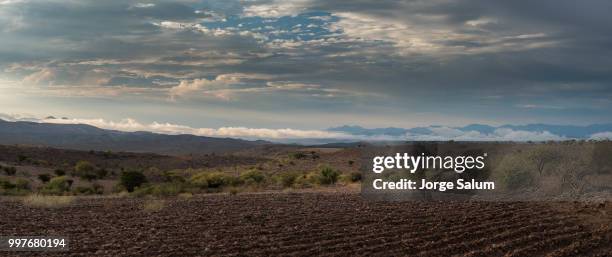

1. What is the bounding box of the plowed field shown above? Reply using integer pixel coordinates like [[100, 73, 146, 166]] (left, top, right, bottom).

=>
[[1, 193, 610, 256]]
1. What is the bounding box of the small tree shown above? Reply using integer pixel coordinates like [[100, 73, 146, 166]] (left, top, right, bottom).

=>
[[349, 171, 362, 182], [240, 170, 265, 185], [3, 166, 17, 176], [54, 169, 66, 176], [319, 167, 339, 185], [38, 174, 51, 183], [74, 161, 98, 180], [75, 160, 94, 174], [120, 171, 147, 192], [42, 176, 72, 195], [96, 169, 108, 179], [527, 145, 559, 176]]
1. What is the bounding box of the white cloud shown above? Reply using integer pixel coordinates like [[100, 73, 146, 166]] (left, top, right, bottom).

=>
[[590, 132, 612, 140], [168, 73, 274, 100], [0, 114, 582, 142], [132, 3, 155, 8], [327, 12, 558, 57], [0, 0, 24, 5], [22, 68, 56, 85], [243, 0, 311, 18], [405, 127, 566, 141], [40, 117, 362, 140], [516, 104, 565, 110]]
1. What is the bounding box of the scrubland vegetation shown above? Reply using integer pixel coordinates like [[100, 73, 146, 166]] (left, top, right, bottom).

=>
[[1, 141, 610, 199]]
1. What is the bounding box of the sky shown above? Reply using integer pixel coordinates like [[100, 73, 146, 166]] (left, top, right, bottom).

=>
[[1, 0, 612, 139]]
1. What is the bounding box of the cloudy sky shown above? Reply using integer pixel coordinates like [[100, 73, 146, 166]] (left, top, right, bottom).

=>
[[1, 0, 611, 135]]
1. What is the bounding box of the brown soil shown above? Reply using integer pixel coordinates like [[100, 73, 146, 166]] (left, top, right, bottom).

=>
[[1, 193, 610, 257]]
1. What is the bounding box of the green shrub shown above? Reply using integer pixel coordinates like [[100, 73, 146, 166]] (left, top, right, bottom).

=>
[[120, 171, 147, 192], [17, 155, 28, 163], [319, 167, 340, 185], [276, 172, 299, 188], [95, 168, 108, 179], [73, 186, 96, 195], [92, 183, 104, 194], [132, 182, 189, 197], [189, 172, 209, 189], [54, 169, 66, 176], [190, 172, 237, 190], [0, 178, 30, 196], [240, 170, 266, 185], [38, 174, 51, 183], [162, 171, 186, 183], [3, 166, 17, 176], [74, 160, 94, 173], [293, 173, 317, 188], [41, 176, 72, 195], [289, 152, 307, 159], [349, 172, 362, 182], [15, 178, 30, 190], [72, 183, 104, 195], [0, 178, 16, 190], [74, 161, 97, 180]]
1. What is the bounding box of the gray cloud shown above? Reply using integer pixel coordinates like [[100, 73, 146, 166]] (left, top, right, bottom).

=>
[[0, 0, 611, 128]]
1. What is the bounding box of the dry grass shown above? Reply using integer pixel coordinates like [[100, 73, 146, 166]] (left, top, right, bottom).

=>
[[178, 192, 193, 199], [21, 195, 75, 208], [142, 199, 166, 212]]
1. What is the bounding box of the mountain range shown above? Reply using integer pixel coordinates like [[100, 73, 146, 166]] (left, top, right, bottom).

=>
[[0, 119, 267, 155], [1, 119, 611, 156], [328, 124, 612, 139]]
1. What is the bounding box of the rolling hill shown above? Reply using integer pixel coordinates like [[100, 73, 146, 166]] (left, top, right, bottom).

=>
[[0, 119, 267, 155]]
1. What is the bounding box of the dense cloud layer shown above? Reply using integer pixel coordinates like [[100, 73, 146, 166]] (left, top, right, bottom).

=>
[[1, 0, 611, 128], [3, 114, 611, 143]]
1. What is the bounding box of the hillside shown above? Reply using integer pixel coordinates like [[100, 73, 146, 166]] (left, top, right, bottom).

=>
[[0, 119, 268, 155]]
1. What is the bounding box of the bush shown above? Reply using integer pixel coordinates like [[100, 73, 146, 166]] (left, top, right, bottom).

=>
[[207, 172, 235, 188], [41, 176, 72, 195], [189, 172, 237, 190], [73, 186, 96, 195], [349, 171, 362, 182], [189, 173, 209, 189], [319, 167, 340, 185], [54, 169, 66, 176], [17, 155, 28, 163], [38, 174, 51, 183], [162, 171, 186, 183], [74, 161, 98, 180], [293, 173, 316, 188], [73, 183, 104, 195], [15, 178, 30, 190], [276, 172, 299, 188], [133, 182, 189, 197], [95, 168, 108, 179], [0, 178, 30, 196], [119, 171, 147, 192], [0, 178, 16, 190], [3, 166, 17, 176], [240, 170, 266, 185], [289, 152, 307, 159]]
